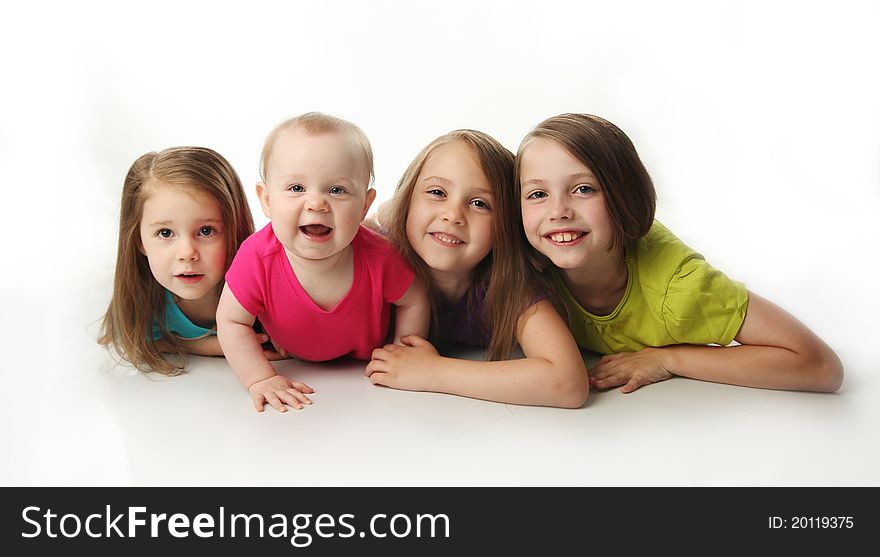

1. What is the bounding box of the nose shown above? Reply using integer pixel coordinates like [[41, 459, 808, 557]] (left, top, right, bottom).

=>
[[305, 191, 330, 212], [176, 236, 198, 261], [548, 196, 574, 221], [441, 203, 465, 225]]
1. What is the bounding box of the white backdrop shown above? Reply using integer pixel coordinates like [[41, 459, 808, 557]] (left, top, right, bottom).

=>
[[1, 0, 878, 485]]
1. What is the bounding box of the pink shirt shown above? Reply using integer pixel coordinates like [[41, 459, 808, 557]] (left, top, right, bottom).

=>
[[226, 224, 414, 361]]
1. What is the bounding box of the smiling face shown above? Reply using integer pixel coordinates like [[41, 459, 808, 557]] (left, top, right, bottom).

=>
[[519, 137, 618, 271], [258, 127, 375, 264], [138, 181, 228, 303], [404, 140, 495, 277]]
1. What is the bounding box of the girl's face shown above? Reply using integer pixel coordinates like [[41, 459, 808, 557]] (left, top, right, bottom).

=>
[[405, 141, 494, 276], [519, 137, 616, 270], [139, 182, 228, 302]]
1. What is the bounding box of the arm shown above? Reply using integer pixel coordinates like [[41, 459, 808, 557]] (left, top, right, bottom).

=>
[[366, 300, 589, 408], [216, 284, 314, 412], [156, 334, 289, 360], [391, 278, 430, 344], [590, 291, 843, 393]]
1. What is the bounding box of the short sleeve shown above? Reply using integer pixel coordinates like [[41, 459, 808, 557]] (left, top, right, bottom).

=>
[[662, 255, 748, 346], [224, 246, 266, 317]]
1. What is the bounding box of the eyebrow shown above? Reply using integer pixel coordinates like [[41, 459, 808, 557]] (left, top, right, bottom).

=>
[[420, 176, 494, 196], [147, 219, 223, 227], [522, 172, 597, 187], [277, 174, 358, 186]]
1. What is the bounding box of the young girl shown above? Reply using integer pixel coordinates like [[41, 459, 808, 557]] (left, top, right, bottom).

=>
[[217, 113, 430, 413], [99, 146, 280, 375], [365, 130, 589, 408], [516, 113, 843, 393]]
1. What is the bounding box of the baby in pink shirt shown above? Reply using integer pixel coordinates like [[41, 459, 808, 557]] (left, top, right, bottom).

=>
[[217, 113, 429, 413]]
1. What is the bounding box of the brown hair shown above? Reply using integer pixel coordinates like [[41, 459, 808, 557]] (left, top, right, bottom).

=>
[[98, 146, 254, 375], [259, 111, 374, 187], [386, 130, 536, 360]]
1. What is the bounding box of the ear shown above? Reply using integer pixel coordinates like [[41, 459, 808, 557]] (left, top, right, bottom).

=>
[[362, 187, 377, 219], [256, 182, 271, 219]]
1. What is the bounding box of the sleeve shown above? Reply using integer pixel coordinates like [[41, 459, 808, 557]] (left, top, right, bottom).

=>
[[661, 255, 749, 346], [224, 246, 266, 318], [381, 244, 415, 303]]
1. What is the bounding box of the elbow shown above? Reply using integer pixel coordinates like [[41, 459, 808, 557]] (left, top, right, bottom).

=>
[[812, 349, 844, 393], [551, 367, 589, 409]]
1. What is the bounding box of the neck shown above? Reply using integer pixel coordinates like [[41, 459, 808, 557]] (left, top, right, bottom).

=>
[[175, 286, 222, 328], [560, 247, 628, 316], [430, 268, 474, 305]]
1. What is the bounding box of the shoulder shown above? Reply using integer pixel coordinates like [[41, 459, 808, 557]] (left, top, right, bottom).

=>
[[631, 221, 706, 291], [355, 224, 394, 254], [236, 223, 282, 261]]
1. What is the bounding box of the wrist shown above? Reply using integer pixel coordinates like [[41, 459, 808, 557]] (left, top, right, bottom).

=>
[[244, 371, 277, 391]]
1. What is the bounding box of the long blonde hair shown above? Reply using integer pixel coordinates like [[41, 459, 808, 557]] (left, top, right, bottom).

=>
[[99, 147, 254, 375], [386, 130, 535, 360]]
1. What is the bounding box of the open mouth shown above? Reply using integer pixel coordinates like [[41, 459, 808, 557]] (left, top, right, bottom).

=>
[[175, 273, 204, 284], [300, 224, 333, 238], [546, 231, 587, 244], [430, 232, 464, 246]]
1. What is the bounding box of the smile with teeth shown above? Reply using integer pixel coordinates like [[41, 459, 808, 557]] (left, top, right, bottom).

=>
[[430, 232, 464, 245], [547, 231, 585, 243]]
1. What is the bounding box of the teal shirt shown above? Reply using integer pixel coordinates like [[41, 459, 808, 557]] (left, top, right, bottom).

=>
[[555, 221, 749, 355], [151, 290, 216, 341]]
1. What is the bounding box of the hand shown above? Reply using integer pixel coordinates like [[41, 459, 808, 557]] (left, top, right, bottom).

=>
[[365, 335, 440, 391], [258, 334, 290, 361], [589, 348, 674, 393], [247, 374, 314, 413]]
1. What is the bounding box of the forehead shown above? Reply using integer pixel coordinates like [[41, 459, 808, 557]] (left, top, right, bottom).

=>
[[142, 181, 222, 218], [268, 127, 368, 182], [419, 141, 491, 192], [520, 137, 594, 177]]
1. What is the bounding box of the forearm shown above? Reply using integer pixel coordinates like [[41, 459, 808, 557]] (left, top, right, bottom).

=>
[[663, 344, 842, 392], [393, 302, 430, 342], [217, 321, 278, 389], [175, 336, 224, 356], [423, 356, 587, 408]]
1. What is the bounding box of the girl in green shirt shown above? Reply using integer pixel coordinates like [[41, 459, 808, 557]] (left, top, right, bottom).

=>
[[516, 114, 842, 393]]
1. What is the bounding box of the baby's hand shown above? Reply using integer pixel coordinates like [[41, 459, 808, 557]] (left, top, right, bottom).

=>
[[247, 374, 314, 413], [589, 348, 674, 393]]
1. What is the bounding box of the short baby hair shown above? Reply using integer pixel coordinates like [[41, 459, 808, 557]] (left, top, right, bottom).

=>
[[259, 111, 374, 187]]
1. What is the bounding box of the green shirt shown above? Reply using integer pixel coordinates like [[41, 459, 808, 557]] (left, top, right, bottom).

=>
[[554, 221, 748, 354]]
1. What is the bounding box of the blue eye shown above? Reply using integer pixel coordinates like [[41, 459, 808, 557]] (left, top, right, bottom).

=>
[[526, 191, 548, 200], [329, 186, 346, 195], [157, 228, 173, 239], [427, 188, 445, 198], [470, 199, 490, 210], [574, 184, 595, 195], [198, 226, 217, 237], [288, 184, 305, 192]]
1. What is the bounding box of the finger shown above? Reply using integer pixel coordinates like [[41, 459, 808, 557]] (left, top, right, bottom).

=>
[[286, 388, 312, 405], [369, 372, 389, 386], [290, 380, 314, 393], [365, 360, 386, 377], [264, 391, 287, 413], [257, 334, 270, 343], [250, 391, 266, 413], [270, 339, 287, 357], [278, 390, 304, 410], [621, 377, 645, 394], [264, 349, 286, 361], [594, 373, 625, 389], [371, 347, 389, 361]]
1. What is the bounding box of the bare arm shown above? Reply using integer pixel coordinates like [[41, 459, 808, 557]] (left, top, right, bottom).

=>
[[216, 284, 314, 412], [157, 336, 224, 356], [591, 291, 843, 393], [367, 300, 589, 408], [391, 278, 430, 344]]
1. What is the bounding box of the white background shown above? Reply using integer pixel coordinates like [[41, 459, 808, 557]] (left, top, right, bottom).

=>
[[1, 0, 878, 486]]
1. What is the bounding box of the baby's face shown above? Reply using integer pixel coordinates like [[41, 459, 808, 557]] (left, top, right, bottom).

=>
[[258, 127, 375, 264]]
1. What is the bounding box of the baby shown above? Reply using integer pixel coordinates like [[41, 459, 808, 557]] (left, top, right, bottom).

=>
[[217, 113, 429, 412]]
